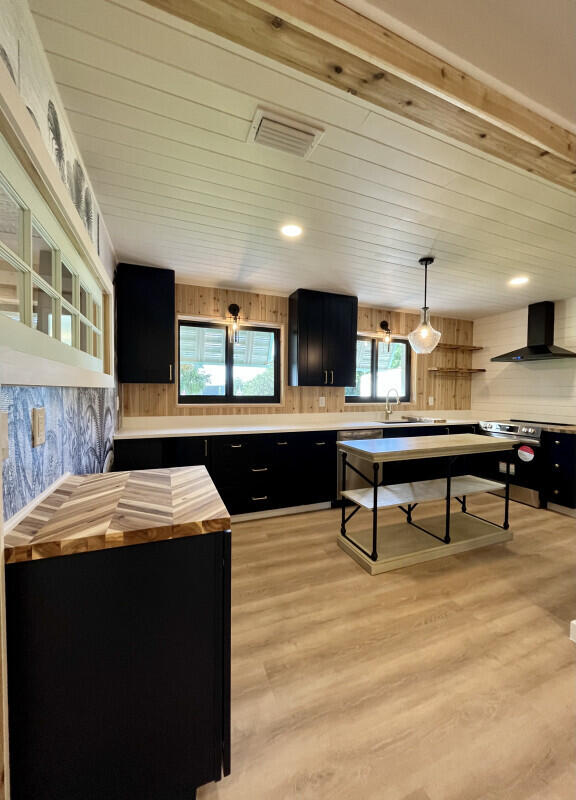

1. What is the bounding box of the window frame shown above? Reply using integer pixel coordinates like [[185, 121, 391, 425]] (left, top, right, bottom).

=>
[[345, 335, 412, 403], [178, 319, 281, 405]]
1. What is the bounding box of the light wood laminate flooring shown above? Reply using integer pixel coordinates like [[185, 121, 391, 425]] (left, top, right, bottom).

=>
[[199, 496, 576, 800]]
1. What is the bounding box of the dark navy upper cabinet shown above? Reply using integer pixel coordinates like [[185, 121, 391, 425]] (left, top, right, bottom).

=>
[[288, 289, 358, 387], [116, 263, 175, 383]]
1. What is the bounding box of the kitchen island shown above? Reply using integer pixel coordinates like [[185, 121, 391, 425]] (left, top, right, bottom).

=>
[[4, 466, 231, 800], [338, 434, 515, 574]]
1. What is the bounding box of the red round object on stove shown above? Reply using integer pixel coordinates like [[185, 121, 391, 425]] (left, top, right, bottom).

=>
[[518, 445, 535, 462]]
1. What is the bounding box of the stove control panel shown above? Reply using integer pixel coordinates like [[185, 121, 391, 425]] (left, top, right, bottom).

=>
[[478, 420, 541, 439]]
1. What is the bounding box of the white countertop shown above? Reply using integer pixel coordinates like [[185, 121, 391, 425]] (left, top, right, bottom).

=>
[[114, 414, 480, 440]]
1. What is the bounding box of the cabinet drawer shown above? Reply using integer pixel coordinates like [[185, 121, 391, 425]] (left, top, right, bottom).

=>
[[219, 487, 281, 515], [544, 435, 576, 475], [546, 481, 576, 508]]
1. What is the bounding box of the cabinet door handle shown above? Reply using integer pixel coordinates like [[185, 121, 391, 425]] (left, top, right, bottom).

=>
[[276, 441, 288, 446], [204, 439, 208, 458], [251, 496, 268, 501], [555, 440, 560, 445], [553, 488, 560, 495], [554, 463, 560, 469], [230, 444, 243, 449], [323, 370, 328, 384], [251, 467, 268, 472], [169, 363, 173, 381], [330, 369, 334, 384]]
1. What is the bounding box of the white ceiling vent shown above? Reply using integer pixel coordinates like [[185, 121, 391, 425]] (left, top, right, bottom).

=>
[[247, 109, 324, 159]]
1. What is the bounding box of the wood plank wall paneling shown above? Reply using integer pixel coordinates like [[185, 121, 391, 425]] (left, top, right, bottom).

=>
[[472, 298, 576, 423], [121, 283, 475, 417]]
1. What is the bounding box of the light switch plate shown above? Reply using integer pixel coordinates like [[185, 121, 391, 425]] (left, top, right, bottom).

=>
[[318, 396, 326, 408], [0, 411, 8, 461], [32, 407, 46, 447], [428, 396, 434, 406]]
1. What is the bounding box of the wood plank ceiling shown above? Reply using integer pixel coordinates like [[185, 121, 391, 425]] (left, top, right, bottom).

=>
[[31, 0, 576, 318]]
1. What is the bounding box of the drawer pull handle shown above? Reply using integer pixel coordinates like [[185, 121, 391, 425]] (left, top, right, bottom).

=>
[[555, 440, 560, 445], [251, 467, 268, 472], [230, 444, 243, 449], [554, 463, 560, 469], [315, 442, 326, 446], [553, 489, 560, 495], [276, 441, 288, 446], [251, 496, 268, 501]]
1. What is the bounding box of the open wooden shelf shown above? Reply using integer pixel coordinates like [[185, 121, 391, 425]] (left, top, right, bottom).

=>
[[341, 475, 504, 511], [428, 368, 486, 375], [436, 343, 483, 351]]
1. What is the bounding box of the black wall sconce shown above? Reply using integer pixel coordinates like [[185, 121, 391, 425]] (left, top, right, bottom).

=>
[[380, 320, 392, 351], [228, 303, 241, 343]]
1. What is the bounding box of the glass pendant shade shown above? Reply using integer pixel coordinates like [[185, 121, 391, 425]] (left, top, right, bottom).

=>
[[408, 307, 441, 354]]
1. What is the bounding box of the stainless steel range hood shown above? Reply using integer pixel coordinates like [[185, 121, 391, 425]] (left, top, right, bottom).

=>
[[491, 301, 576, 362]]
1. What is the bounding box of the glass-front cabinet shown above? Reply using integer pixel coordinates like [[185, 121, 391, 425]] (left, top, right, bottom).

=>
[[0, 142, 105, 363]]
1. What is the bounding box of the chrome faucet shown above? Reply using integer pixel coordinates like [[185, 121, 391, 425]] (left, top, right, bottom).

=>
[[384, 387, 400, 421]]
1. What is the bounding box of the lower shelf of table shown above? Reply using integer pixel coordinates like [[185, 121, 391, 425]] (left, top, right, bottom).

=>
[[338, 513, 513, 575], [341, 475, 504, 511]]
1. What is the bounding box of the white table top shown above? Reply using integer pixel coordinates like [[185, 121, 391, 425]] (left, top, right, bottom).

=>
[[337, 433, 514, 463]]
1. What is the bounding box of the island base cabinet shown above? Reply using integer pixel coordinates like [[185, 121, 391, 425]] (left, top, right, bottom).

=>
[[6, 533, 231, 800]]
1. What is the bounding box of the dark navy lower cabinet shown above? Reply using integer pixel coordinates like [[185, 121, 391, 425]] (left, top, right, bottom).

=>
[[542, 431, 576, 507], [114, 437, 208, 471], [6, 533, 231, 800], [114, 432, 337, 515]]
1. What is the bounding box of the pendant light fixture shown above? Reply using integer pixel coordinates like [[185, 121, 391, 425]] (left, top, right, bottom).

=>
[[408, 256, 441, 354]]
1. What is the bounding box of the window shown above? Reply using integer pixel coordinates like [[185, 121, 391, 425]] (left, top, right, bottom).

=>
[[178, 320, 280, 404], [61, 305, 76, 346], [0, 256, 24, 322], [0, 180, 23, 257], [32, 225, 55, 286], [0, 150, 105, 365], [61, 262, 74, 304], [32, 285, 54, 337], [346, 336, 411, 402]]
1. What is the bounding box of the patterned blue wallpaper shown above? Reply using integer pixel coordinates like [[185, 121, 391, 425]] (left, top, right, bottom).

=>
[[1, 386, 115, 520]]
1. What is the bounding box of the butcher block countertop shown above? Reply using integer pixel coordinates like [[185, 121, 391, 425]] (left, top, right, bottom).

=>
[[337, 433, 514, 463], [4, 466, 231, 564]]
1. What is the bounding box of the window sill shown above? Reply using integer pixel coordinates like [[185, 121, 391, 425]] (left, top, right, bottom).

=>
[[0, 315, 113, 388], [176, 401, 284, 408]]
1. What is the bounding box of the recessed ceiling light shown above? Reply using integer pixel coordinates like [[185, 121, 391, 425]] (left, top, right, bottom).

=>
[[508, 276, 529, 286], [281, 224, 303, 238]]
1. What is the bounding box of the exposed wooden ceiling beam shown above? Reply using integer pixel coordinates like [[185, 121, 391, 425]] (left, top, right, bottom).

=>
[[143, 0, 576, 192]]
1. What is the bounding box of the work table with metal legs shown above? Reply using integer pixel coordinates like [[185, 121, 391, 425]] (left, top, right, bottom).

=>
[[337, 434, 515, 574]]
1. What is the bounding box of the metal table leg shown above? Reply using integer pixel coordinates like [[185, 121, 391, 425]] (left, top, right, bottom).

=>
[[444, 455, 452, 544], [503, 457, 511, 530], [371, 462, 379, 561], [340, 451, 347, 536]]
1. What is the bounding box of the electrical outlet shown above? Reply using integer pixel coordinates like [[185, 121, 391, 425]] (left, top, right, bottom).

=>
[[0, 411, 8, 461], [32, 407, 46, 447], [428, 396, 434, 406], [318, 396, 326, 408]]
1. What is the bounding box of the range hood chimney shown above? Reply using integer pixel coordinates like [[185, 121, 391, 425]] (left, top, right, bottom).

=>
[[491, 301, 576, 362]]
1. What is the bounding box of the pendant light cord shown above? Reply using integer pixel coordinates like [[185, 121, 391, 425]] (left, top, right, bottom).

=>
[[424, 263, 427, 309]]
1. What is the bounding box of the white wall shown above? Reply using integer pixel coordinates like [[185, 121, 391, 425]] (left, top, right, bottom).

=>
[[471, 299, 576, 423]]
